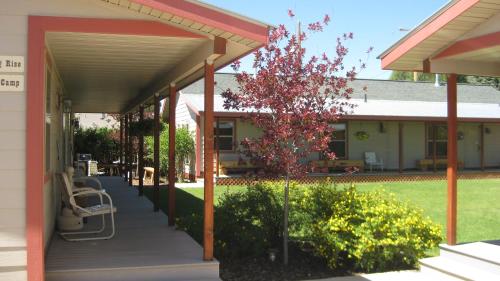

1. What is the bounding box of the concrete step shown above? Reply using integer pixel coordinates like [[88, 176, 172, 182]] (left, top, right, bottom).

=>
[[420, 256, 499, 281], [439, 242, 500, 276], [46, 262, 220, 281]]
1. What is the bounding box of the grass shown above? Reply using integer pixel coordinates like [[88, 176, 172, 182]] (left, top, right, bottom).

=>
[[145, 179, 500, 252]]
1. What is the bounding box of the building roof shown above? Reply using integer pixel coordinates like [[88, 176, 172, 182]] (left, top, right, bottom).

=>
[[378, 0, 500, 77], [179, 73, 500, 121]]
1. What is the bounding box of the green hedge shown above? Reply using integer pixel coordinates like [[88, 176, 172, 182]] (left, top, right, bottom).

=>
[[212, 182, 441, 272]]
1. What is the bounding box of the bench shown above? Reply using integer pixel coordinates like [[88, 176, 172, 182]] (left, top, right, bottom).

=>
[[310, 159, 365, 173], [218, 160, 262, 175], [143, 167, 155, 183], [416, 159, 464, 171]]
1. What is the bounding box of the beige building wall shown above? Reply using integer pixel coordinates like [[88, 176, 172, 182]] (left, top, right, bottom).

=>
[[348, 121, 400, 170], [0, 0, 155, 279], [401, 122, 426, 170], [484, 123, 500, 168]]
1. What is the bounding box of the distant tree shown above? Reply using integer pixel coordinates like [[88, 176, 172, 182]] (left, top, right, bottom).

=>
[[144, 124, 195, 180], [390, 71, 498, 89], [74, 127, 119, 164], [222, 12, 370, 265]]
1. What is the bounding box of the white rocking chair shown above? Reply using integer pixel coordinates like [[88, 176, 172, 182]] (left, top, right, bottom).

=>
[[58, 172, 117, 241], [364, 152, 384, 172]]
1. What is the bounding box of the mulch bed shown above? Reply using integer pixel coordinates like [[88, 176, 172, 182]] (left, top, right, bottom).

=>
[[219, 246, 347, 281]]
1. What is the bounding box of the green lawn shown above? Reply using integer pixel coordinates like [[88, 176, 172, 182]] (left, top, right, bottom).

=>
[[146, 179, 500, 247]]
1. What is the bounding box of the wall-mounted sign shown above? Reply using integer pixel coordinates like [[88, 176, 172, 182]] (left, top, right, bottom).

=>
[[0, 75, 24, 92], [0, 56, 24, 73]]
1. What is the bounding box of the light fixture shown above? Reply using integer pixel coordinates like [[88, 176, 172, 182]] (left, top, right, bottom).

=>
[[63, 99, 72, 114]]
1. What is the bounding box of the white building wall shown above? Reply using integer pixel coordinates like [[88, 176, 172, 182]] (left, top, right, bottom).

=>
[[0, 1, 154, 279]]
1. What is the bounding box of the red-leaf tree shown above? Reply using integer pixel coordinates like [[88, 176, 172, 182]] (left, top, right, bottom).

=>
[[222, 13, 370, 265]]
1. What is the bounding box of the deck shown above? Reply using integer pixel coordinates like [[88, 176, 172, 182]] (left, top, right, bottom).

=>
[[45, 177, 219, 281]]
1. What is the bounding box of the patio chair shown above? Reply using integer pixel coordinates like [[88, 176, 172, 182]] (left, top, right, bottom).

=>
[[364, 152, 384, 172], [66, 166, 103, 191], [58, 172, 117, 241]]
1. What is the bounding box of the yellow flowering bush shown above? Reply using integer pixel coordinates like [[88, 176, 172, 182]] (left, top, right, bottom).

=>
[[294, 184, 442, 272]]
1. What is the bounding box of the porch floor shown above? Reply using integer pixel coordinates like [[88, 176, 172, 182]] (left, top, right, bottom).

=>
[[45, 177, 219, 281]]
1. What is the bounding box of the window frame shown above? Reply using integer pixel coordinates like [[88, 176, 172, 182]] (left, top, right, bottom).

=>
[[322, 122, 348, 160], [214, 118, 236, 152], [426, 123, 448, 159]]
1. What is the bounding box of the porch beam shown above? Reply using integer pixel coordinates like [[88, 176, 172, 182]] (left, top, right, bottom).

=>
[[128, 113, 133, 187], [168, 84, 176, 226], [433, 31, 500, 60], [154, 93, 161, 212], [138, 106, 145, 196], [123, 37, 227, 113], [447, 73, 458, 245], [124, 115, 129, 182], [203, 60, 215, 261], [422, 59, 500, 77]]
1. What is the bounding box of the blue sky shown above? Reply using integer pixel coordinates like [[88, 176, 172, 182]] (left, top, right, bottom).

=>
[[204, 0, 449, 79]]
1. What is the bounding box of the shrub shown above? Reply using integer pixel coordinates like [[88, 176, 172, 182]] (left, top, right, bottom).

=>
[[214, 182, 285, 258], [144, 124, 195, 178], [295, 184, 442, 273], [74, 127, 119, 164]]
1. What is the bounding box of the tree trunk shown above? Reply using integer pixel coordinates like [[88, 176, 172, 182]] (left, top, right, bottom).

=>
[[283, 171, 290, 265]]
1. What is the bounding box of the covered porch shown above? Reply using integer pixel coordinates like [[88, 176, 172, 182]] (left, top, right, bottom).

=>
[[45, 177, 217, 281], [25, 1, 271, 280], [378, 0, 500, 246]]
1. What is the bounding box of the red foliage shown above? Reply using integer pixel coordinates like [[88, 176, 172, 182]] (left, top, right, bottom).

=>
[[222, 13, 370, 178]]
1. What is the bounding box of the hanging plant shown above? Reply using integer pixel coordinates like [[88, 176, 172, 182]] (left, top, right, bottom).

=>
[[355, 131, 369, 141], [130, 119, 165, 136]]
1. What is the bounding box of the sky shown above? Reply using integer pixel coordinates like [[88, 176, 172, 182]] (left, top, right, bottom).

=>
[[203, 0, 449, 79]]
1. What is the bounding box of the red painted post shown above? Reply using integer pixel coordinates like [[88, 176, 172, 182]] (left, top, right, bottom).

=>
[[138, 106, 145, 196], [203, 60, 215, 261], [447, 73, 458, 245], [154, 93, 161, 212], [168, 84, 176, 226]]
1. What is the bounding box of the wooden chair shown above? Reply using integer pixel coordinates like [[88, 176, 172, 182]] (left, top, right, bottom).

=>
[[58, 172, 117, 241]]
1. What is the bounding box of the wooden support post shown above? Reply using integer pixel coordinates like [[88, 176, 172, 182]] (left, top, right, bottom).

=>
[[138, 106, 145, 196], [168, 84, 176, 226], [216, 118, 220, 177], [433, 125, 437, 173], [154, 93, 160, 212], [480, 123, 485, 171], [124, 115, 129, 182], [447, 73, 458, 246], [128, 113, 133, 187], [203, 60, 215, 261], [120, 117, 123, 178], [398, 122, 403, 173]]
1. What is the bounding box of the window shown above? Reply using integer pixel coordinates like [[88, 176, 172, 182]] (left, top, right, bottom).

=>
[[427, 124, 447, 158], [214, 120, 235, 151], [328, 123, 347, 159]]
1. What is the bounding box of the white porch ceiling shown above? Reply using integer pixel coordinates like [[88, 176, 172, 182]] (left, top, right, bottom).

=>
[[46, 32, 208, 113]]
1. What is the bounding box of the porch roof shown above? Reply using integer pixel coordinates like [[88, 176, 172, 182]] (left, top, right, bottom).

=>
[[47, 0, 271, 113], [378, 0, 500, 77]]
